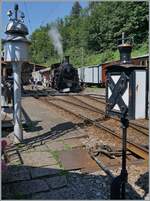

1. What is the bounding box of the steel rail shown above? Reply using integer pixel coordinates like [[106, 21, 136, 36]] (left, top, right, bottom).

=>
[[128, 124, 148, 136], [37, 96, 149, 160], [60, 96, 149, 136], [84, 94, 105, 98], [81, 94, 106, 104], [129, 121, 149, 130], [89, 96, 106, 101], [34, 90, 148, 137], [50, 97, 105, 115], [68, 96, 106, 114], [111, 116, 149, 136]]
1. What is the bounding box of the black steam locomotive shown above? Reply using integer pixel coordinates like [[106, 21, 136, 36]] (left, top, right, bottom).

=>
[[49, 56, 81, 92]]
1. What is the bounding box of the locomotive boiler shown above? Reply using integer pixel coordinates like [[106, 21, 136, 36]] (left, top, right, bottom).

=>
[[50, 56, 81, 92]]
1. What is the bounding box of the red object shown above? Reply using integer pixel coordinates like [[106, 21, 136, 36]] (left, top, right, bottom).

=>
[[1, 139, 7, 150]]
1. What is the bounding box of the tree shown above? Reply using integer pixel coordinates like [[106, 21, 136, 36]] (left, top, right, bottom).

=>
[[71, 1, 82, 18], [29, 1, 148, 66]]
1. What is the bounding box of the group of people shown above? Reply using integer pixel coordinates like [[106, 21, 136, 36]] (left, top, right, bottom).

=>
[[29, 77, 38, 90], [29, 75, 49, 90]]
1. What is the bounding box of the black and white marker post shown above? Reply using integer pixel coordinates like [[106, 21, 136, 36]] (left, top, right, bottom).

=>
[[106, 32, 147, 199], [107, 68, 129, 199], [106, 34, 131, 199]]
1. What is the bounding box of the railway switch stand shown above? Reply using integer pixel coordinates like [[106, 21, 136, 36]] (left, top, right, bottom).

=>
[[106, 34, 147, 199]]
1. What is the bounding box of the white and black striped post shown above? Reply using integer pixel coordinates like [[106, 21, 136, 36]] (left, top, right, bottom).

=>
[[106, 34, 147, 199]]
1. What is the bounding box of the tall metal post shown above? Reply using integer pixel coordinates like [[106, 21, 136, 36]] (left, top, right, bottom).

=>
[[120, 117, 129, 199], [3, 4, 30, 141], [13, 62, 23, 141]]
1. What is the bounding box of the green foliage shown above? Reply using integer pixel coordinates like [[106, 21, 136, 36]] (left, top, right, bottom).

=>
[[71, 1, 82, 18], [29, 1, 148, 67]]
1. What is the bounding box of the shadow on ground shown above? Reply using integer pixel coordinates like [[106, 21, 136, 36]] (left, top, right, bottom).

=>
[[23, 121, 79, 145], [135, 171, 149, 199], [2, 164, 146, 200]]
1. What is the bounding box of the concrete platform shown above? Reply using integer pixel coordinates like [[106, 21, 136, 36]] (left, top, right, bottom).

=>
[[2, 96, 91, 199]]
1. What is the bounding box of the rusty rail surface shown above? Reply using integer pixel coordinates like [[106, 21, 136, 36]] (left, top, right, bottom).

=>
[[31, 90, 148, 134], [65, 96, 106, 114], [81, 94, 106, 104], [111, 116, 149, 136], [52, 95, 149, 136], [51, 97, 105, 115], [36, 96, 149, 161]]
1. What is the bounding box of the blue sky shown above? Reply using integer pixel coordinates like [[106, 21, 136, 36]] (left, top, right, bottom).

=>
[[2, 1, 89, 38]]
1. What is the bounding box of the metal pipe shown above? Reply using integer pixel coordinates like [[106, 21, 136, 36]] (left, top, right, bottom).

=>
[[91, 154, 114, 179], [12, 62, 23, 141]]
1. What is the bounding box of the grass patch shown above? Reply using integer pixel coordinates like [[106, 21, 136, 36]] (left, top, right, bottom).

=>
[[50, 150, 64, 168], [50, 150, 60, 161], [63, 143, 72, 150]]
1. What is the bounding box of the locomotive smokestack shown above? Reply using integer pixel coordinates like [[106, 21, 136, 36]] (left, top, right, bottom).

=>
[[118, 33, 132, 64], [63, 56, 69, 64]]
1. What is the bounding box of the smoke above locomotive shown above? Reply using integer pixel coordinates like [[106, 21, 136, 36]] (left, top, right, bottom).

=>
[[48, 25, 63, 60], [48, 26, 81, 93]]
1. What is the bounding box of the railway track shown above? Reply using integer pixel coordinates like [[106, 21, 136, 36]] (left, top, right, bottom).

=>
[[80, 94, 106, 105], [49, 94, 149, 137], [35, 95, 149, 161], [54, 96, 105, 115], [29, 89, 148, 135]]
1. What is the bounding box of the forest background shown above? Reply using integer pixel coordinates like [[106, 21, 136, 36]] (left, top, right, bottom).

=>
[[29, 1, 149, 67]]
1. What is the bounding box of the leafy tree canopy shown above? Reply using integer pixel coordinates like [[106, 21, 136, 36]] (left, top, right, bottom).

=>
[[29, 1, 148, 66]]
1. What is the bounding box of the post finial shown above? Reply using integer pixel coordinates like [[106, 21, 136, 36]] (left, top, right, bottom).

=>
[[14, 4, 19, 20], [122, 32, 125, 45]]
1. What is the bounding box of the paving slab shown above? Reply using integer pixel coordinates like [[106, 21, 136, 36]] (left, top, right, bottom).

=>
[[2, 165, 30, 184], [11, 179, 49, 196], [30, 166, 61, 179], [6, 148, 24, 165], [45, 141, 65, 151], [63, 138, 83, 148], [59, 148, 99, 172], [22, 97, 69, 140], [45, 175, 67, 189], [33, 144, 49, 152], [21, 151, 57, 167], [56, 130, 88, 141]]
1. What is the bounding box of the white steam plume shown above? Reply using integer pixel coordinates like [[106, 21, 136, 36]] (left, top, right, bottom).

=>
[[48, 26, 63, 59]]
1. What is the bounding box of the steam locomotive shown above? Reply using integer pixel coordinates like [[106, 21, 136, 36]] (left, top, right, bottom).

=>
[[49, 56, 81, 92]]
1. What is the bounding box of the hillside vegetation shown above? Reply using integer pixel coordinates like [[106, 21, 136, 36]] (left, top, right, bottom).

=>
[[29, 1, 149, 67]]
